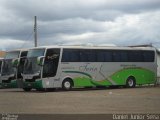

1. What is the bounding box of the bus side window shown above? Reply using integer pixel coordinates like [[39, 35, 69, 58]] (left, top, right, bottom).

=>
[[21, 51, 28, 57], [113, 51, 128, 62], [143, 51, 155, 62], [128, 51, 143, 62], [79, 50, 96, 62], [80, 50, 88, 62], [104, 51, 112, 62]]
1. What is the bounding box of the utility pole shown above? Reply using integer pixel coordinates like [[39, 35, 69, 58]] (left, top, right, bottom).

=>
[[34, 16, 37, 47]]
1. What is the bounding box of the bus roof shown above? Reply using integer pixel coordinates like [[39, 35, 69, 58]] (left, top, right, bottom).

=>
[[28, 45, 156, 51], [6, 49, 28, 53]]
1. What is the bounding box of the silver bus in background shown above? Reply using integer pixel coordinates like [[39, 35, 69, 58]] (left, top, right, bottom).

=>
[[1, 49, 28, 88]]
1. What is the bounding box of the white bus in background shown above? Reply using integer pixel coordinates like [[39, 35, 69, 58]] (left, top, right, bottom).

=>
[[1, 49, 28, 88], [22, 45, 157, 91]]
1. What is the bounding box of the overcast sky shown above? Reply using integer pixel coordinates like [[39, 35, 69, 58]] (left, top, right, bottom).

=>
[[0, 0, 160, 50]]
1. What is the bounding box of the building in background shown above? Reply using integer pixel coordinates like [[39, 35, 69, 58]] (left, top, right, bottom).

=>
[[0, 51, 5, 58]]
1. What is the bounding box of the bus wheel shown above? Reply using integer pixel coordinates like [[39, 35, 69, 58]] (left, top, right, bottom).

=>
[[23, 88, 32, 92], [62, 79, 73, 91], [126, 77, 136, 88]]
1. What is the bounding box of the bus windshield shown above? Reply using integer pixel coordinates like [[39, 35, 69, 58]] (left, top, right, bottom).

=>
[[27, 49, 45, 57], [23, 48, 45, 75], [5, 51, 20, 59]]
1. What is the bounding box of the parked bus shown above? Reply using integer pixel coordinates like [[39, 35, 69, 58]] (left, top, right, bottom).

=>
[[22, 45, 156, 91], [1, 49, 28, 88]]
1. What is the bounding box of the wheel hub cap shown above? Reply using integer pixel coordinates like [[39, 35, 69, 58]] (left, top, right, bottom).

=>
[[64, 81, 71, 89]]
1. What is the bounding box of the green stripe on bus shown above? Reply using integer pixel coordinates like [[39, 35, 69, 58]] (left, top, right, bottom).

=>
[[63, 71, 112, 87], [63, 68, 155, 87], [73, 77, 113, 87], [24, 80, 43, 88], [10, 80, 18, 88], [110, 68, 155, 85]]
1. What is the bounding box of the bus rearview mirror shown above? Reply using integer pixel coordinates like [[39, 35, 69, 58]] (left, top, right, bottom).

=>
[[37, 56, 44, 66], [12, 58, 20, 67]]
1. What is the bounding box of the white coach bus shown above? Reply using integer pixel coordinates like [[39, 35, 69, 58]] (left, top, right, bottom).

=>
[[22, 45, 157, 91], [1, 49, 28, 88]]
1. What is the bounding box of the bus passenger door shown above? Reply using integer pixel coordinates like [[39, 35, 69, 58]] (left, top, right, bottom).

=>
[[17, 51, 28, 88], [43, 48, 60, 88]]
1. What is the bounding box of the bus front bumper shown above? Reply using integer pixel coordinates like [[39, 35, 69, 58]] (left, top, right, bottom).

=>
[[2, 80, 18, 88], [23, 79, 43, 89]]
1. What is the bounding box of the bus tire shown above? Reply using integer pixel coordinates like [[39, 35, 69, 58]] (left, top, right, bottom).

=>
[[23, 88, 32, 92], [126, 76, 136, 88], [62, 79, 73, 91]]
